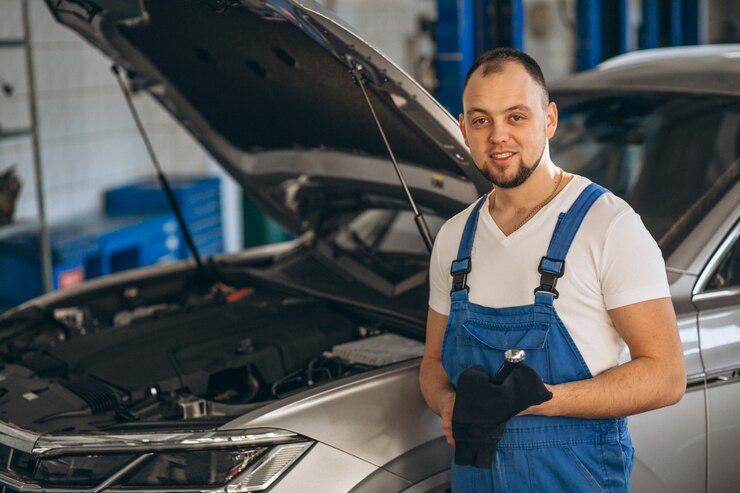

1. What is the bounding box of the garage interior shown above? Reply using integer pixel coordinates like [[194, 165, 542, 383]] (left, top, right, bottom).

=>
[[0, 0, 737, 308]]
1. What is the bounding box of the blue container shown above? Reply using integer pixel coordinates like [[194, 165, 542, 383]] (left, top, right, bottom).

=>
[[0, 226, 99, 306], [105, 176, 220, 219], [104, 176, 223, 257], [79, 213, 181, 278]]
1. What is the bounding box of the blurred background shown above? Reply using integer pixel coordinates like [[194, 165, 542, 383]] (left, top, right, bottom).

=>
[[0, 0, 737, 308]]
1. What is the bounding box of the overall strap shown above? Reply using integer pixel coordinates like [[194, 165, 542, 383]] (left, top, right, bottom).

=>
[[450, 194, 489, 301], [535, 183, 608, 304]]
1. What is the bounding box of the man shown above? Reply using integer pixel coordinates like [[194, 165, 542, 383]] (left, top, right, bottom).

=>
[[419, 48, 685, 491]]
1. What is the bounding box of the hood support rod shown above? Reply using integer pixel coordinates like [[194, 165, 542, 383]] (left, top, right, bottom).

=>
[[111, 65, 208, 278], [350, 63, 434, 254]]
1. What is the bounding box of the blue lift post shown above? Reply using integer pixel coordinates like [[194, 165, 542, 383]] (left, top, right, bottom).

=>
[[578, 0, 707, 70], [641, 0, 661, 49], [576, 0, 601, 70], [641, 0, 700, 48], [681, 0, 700, 45], [435, 0, 476, 116], [510, 0, 524, 51], [670, 0, 684, 45], [619, 0, 632, 53], [577, 0, 633, 70], [600, 0, 631, 62], [488, 0, 524, 51], [435, 0, 524, 116]]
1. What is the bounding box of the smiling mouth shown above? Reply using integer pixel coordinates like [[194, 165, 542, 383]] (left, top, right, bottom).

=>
[[488, 151, 518, 164]]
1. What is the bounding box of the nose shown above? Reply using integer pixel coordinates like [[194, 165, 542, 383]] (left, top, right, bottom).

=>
[[488, 124, 509, 144]]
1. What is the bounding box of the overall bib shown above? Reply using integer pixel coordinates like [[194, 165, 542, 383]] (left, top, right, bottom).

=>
[[441, 184, 634, 493]]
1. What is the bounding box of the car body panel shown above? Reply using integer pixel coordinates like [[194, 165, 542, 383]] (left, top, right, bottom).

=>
[[550, 51, 739, 493], [629, 388, 707, 493], [270, 442, 381, 493], [550, 44, 740, 96], [692, 220, 740, 493], [705, 384, 740, 493], [224, 361, 445, 469]]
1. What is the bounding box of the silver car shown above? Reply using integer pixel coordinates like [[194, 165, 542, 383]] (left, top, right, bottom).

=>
[[549, 45, 740, 493], [0, 1, 736, 491]]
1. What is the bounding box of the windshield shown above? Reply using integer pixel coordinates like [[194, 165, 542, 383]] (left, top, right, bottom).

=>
[[332, 209, 446, 282], [551, 93, 740, 257]]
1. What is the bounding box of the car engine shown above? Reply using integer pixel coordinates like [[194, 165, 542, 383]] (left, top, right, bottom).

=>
[[0, 282, 423, 433]]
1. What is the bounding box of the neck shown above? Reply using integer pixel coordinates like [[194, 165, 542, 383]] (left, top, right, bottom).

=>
[[492, 160, 562, 212]]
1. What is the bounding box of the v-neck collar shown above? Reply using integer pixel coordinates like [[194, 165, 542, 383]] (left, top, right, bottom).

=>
[[480, 176, 585, 243]]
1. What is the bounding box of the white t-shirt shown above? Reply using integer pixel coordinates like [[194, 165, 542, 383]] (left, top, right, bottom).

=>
[[429, 175, 670, 376]]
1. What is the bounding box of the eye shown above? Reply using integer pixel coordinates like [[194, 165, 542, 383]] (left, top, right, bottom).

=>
[[510, 114, 525, 122], [471, 117, 488, 126]]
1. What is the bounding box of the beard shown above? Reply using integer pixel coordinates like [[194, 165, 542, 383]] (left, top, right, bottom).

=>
[[479, 142, 547, 189]]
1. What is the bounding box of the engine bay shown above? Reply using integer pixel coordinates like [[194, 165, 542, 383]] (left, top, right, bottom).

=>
[[0, 275, 425, 434]]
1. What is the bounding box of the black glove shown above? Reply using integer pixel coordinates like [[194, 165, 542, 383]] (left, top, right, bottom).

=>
[[452, 363, 553, 468]]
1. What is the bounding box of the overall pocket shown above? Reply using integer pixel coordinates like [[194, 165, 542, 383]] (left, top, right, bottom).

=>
[[528, 444, 607, 493], [454, 319, 551, 383]]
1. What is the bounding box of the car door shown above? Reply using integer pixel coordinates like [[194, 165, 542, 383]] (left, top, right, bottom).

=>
[[693, 221, 740, 493], [629, 291, 707, 493]]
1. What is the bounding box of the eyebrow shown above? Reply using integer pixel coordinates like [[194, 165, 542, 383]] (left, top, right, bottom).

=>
[[465, 104, 533, 116]]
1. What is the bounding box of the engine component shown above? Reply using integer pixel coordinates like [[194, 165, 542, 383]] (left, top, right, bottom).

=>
[[325, 333, 425, 366], [62, 377, 120, 413], [177, 396, 208, 419]]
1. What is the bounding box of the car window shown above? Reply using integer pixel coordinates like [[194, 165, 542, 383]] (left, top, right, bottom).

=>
[[551, 93, 740, 257], [706, 233, 740, 291]]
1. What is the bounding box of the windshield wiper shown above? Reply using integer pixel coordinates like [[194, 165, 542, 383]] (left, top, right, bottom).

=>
[[347, 230, 396, 275]]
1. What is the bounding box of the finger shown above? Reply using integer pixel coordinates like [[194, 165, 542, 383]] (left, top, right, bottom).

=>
[[445, 430, 455, 446]]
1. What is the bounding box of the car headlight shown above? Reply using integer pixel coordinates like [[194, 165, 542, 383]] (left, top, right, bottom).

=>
[[0, 429, 313, 492], [117, 443, 312, 491]]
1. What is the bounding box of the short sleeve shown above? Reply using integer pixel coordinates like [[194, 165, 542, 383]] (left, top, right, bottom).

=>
[[599, 211, 671, 310], [428, 223, 453, 315]]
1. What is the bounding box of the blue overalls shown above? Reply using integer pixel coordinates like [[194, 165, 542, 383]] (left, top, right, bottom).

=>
[[441, 184, 634, 492]]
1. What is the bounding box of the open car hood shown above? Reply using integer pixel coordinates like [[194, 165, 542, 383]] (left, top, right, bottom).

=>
[[45, 0, 488, 233]]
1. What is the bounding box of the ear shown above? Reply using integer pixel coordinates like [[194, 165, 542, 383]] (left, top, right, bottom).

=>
[[545, 101, 558, 139], [458, 113, 469, 147]]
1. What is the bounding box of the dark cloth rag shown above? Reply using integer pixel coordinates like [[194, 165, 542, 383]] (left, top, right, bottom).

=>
[[452, 363, 553, 468]]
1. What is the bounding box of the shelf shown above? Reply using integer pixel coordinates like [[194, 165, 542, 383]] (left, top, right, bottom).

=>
[[0, 220, 39, 241], [0, 128, 33, 141], [0, 38, 26, 48]]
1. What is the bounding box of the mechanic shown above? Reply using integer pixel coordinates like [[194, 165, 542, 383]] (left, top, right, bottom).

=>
[[419, 48, 686, 492]]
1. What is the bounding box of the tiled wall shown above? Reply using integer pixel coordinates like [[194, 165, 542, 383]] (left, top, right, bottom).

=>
[[322, 0, 437, 74], [0, 0, 211, 226], [1, 0, 439, 255], [317, 0, 576, 90]]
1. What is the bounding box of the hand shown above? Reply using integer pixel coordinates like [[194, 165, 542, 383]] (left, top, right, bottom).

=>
[[440, 393, 456, 445], [517, 383, 555, 416], [454, 363, 553, 424]]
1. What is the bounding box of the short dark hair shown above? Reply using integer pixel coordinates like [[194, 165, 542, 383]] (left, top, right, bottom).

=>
[[462, 48, 549, 107]]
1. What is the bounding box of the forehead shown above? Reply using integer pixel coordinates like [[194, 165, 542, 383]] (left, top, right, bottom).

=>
[[462, 62, 542, 112]]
